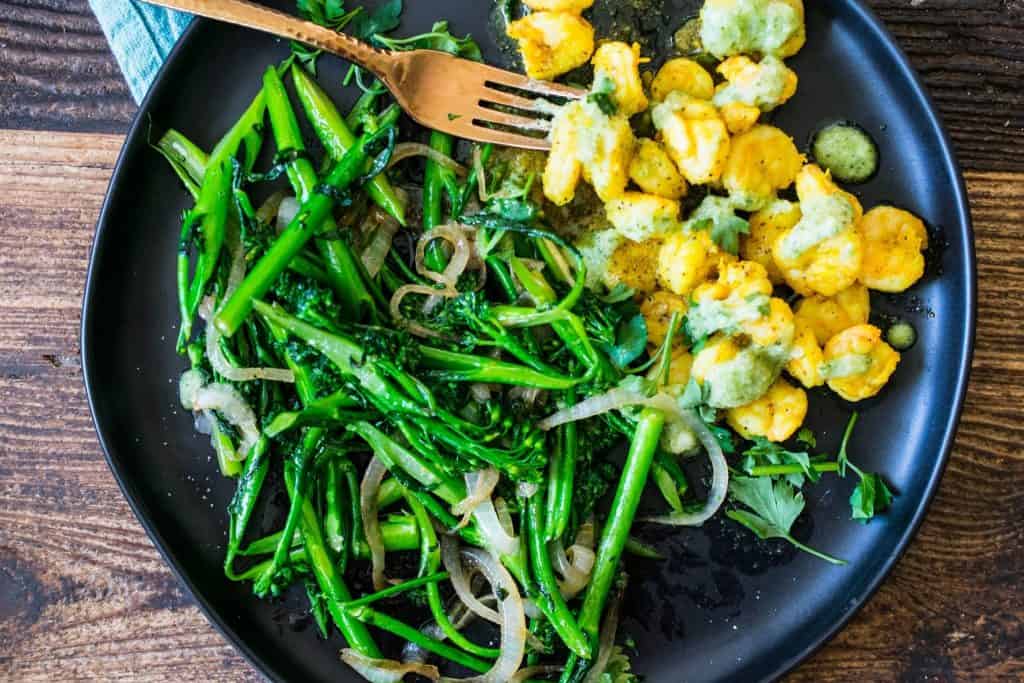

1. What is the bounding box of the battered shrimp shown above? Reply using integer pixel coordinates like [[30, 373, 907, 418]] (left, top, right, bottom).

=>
[[857, 206, 929, 292], [727, 377, 808, 442], [822, 324, 901, 402]]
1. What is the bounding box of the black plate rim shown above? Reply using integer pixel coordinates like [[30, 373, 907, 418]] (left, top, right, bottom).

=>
[[80, 2, 977, 681]]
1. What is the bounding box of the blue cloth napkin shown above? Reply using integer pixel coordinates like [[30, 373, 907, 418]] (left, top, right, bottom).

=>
[[89, 0, 192, 103]]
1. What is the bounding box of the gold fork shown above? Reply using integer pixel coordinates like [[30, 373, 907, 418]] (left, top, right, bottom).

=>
[[143, 0, 586, 150]]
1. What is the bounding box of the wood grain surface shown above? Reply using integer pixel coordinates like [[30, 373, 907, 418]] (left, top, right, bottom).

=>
[[0, 0, 1022, 681]]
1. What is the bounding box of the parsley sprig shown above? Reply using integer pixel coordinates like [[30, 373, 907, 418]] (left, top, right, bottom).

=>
[[727, 475, 848, 565]]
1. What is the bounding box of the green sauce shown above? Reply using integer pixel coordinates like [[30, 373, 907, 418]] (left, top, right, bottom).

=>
[[811, 123, 879, 184], [686, 293, 771, 340], [886, 321, 917, 351], [777, 194, 857, 260], [699, 0, 802, 58], [576, 229, 624, 290], [820, 353, 873, 380], [712, 56, 791, 109], [705, 343, 790, 409]]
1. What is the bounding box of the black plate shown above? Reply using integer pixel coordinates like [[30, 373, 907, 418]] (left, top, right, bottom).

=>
[[82, 1, 975, 681]]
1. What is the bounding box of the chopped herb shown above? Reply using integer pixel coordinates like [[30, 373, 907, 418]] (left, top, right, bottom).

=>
[[588, 91, 619, 117]]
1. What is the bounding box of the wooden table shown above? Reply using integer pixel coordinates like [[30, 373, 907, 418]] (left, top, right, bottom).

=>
[[1, 1, 1021, 680]]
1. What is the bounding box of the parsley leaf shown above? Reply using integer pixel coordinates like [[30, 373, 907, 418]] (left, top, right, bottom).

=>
[[685, 196, 750, 255], [742, 437, 819, 485], [710, 214, 751, 255], [588, 91, 618, 116], [297, 0, 357, 28], [678, 378, 733, 452], [850, 473, 894, 523], [836, 413, 895, 522], [292, 0, 362, 73], [373, 20, 482, 61], [727, 475, 847, 565], [796, 426, 816, 448], [601, 313, 649, 370], [348, 0, 403, 39]]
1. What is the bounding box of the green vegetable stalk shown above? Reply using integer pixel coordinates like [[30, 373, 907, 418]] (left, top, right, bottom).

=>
[[262, 65, 376, 322], [291, 65, 406, 225], [177, 92, 266, 350], [215, 106, 399, 337], [526, 492, 591, 658], [578, 408, 665, 643]]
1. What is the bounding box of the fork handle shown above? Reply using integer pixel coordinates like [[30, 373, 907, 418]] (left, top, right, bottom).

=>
[[143, 0, 393, 75]]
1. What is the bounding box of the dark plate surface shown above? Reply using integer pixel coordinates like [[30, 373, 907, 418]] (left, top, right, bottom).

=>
[[82, 1, 975, 681]]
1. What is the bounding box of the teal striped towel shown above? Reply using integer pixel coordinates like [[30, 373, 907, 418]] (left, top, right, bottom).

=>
[[89, 0, 193, 103]]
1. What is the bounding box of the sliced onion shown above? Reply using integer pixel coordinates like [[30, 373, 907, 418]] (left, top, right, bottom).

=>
[[468, 383, 492, 403], [516, 481, 539, 499], [179, 369, 205, 410], [452, 469, 500, 529], [256, 190, 286, 227], [276, 196, 300, 233], [542, 238, 573, 285], [389, 284, 458, 338], [510, 665, 563, 683], [191, 383, 260, 459], [193, 411, 214, 436], [550, 539, 594, 599], [440, 547, 527, 683], [389, 142, 468, 176], [582, 586, 623, 683], [508, 386, 544, 411], [223, 229, 246, 299], [483, 497, 520, 558], [198, 298, 295, 384], [575, 520, 595, 549], [475, 147, 489, 203], [643, 409, 729, 527], [416, 224, 472, 288], [537, 388, 646, 431], [361, 209, 400, 278], [361, 456, 391, 590], [442, 536, 502, 626], [341, 650, 439, 683]]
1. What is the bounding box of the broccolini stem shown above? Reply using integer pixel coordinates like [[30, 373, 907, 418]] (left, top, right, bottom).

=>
[[578, 408, 665, 643], [240, 515, 420, 558], [291, 65, 405, 225], [155, 128, 208, 198], [285, 463, 382, 657], [216, 108, 398, 337], [404, 492, 502, 659], [253, 300, 425, 416], [417, 346, 580, 390], [526, 492, 592, 658], [224, 436, 270, 580], [341, 571, 450, 610], [345, 605, 491, 673], [253, 428, 320, 596], [178, 92, 266, 350], [263, 66, 376, 319], [544, 390, 578, 542], [323, 459, 349, 560]]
